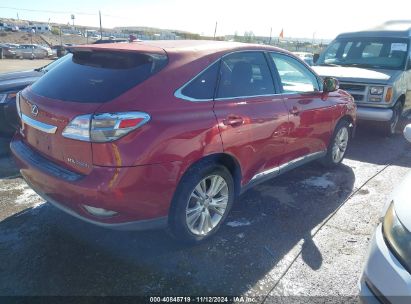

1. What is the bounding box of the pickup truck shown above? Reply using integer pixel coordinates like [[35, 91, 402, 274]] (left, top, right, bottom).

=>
[[313, 23, 411, 135]]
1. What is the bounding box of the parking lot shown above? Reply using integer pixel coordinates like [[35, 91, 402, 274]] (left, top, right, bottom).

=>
[[0, 59, 52, 73], [0, 121, 410, 300]]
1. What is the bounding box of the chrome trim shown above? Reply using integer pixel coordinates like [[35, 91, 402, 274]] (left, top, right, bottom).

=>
[[16, 92, 22, 118], [250, 166, 280, 182], [174, 49, 325, 102], [356, 107, 393, 122], [174, 57, 220, 102], [21, 114, 57, 134], [249, 150, 327, 183], [174, 50, 281, 102], [214, 93, 283, 101]]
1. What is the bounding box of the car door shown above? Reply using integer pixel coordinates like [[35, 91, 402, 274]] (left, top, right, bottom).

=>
[[268, 52, 336, 164], [213, 51, 289, 185]]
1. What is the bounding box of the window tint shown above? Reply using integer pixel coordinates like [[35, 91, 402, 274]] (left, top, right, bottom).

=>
[[216, 52, 275, 99], [362, 43, 383, 58], [324, 41, 340, 61], [181, 61, 219, 100], [31, 51, 168, 103], [270, 53, 319, 93]]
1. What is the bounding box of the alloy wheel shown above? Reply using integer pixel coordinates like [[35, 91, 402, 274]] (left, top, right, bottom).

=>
[[332, 127, 349, 163], [185, 175, 229, 236]]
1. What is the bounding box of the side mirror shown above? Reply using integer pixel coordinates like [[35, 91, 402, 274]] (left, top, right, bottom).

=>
[[313, 53, 320, 64], [404, 124, 411, 143], [323, 77, 339, 92]]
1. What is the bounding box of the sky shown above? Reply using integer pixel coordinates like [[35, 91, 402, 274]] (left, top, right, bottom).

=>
[[1, 0, 410, 39]]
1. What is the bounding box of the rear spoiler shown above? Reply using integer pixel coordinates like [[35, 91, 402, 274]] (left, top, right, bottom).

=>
[[66, 43, 166, 55]]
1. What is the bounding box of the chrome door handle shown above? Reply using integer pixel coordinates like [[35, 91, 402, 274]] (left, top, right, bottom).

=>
[[290, 107, 300, 116], [223, 116, 244, 126]]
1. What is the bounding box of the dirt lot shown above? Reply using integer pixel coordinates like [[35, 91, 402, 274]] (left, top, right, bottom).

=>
[[0, 59, 53, 73], [0, 125, 410, 301]]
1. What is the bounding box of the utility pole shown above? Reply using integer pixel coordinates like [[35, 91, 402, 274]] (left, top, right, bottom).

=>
[[59, 27, 62, 46], [213, 21, 217, 40], [269, 27, 272, 45], [99, 11, 103, 40], [312, 31, 316, 52]]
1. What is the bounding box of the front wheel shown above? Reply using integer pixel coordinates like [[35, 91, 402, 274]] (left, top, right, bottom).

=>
[[381, 102, 403, 137], [320, 120, 350, 167], [169, 162, 234, 243]]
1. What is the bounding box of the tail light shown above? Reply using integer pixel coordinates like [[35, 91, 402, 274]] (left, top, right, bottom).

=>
[[62, 112, 150, 142]]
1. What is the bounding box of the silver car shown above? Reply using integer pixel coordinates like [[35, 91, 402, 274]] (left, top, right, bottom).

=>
[[359, 124, 411, 303], [15, 44, 52, 59]]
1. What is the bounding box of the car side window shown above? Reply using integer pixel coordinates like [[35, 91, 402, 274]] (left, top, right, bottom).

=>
[[216, 52, 275, 99], [270, 53, 320, 94], [180, 60, 220, 100]]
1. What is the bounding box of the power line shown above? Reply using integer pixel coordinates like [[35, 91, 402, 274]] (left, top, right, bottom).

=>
[[0, 6, 121, 18], [0, 6, 96, 16]]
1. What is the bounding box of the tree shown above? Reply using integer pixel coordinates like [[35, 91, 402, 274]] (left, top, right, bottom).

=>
[[244, 31, 255, 43]]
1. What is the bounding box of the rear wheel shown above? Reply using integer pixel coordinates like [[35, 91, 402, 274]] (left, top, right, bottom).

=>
[[381, 102, 403, 136], [321, 120, 350, 167], [169, 162, 234, 243]]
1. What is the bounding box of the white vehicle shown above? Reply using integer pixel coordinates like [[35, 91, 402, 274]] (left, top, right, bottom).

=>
[[293, 52, 314, 66], [360, 124, 411, 303], [15, 44, 53, 59]]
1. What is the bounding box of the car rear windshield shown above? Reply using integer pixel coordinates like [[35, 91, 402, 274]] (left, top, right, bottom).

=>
[[31, 50, 168, 103]]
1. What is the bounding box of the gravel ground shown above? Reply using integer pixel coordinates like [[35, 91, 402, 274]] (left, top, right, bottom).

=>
[[0, 59, 53, 74], [0, 125, 410, 301]]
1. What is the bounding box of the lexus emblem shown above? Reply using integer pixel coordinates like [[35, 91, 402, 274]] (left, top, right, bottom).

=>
[[31, 104, 39, 117]]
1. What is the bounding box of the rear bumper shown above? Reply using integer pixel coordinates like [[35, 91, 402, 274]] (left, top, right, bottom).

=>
[[11, 136, 181, 230], [24, 177, 167, 230], [359, 224, 411, 302], [357, 107, 393, 122]]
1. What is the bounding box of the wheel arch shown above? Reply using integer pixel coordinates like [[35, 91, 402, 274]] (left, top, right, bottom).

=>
[[179, 153, 243, 198], [397, 94, 406, 107], [335, 115, 355, 138]]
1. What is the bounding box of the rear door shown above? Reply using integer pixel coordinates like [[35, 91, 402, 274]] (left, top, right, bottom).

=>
[[268, 52, 336, 162], [213, 51, 289, 184], [18, 48, 168, 175]]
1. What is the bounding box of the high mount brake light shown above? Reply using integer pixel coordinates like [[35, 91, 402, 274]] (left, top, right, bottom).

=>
[[62, 112, 150, 142]]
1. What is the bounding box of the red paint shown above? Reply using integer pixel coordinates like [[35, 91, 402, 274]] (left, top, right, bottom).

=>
[[11, 41, 356, 226]]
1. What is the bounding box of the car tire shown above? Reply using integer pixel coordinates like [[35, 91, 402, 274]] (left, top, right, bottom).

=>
[[381, 102, 403, 137], [320, 120, 351, 167], [168, 162, 235, 244]]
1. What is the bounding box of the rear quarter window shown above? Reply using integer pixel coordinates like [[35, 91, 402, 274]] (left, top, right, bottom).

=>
[[31, 51, 168, 103], [180, 61, 220, 100]]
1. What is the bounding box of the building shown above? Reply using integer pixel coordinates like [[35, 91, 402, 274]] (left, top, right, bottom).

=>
[[30, 24, 51, 33]]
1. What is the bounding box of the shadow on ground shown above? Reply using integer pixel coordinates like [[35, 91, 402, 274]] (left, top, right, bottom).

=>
[[0, 161, 355, 296], [346, 117, 411, 166]]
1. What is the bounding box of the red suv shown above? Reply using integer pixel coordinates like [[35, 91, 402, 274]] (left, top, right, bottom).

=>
[[11, 41, 356, 243]]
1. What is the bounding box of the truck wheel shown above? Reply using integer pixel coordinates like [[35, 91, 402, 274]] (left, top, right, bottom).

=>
[[320, 120, 350, 167], [382, 102, 403, 137], [168, 162, 234, 244]]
